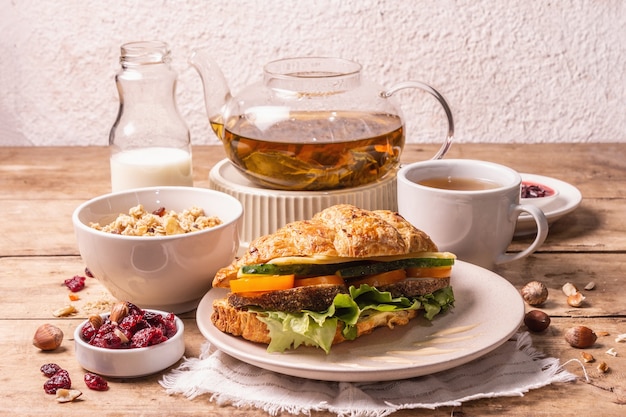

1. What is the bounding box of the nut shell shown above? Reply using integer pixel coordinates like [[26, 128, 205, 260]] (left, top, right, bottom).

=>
[[567, 292, 585, 307], [521, 281, 549, 306], [33, 323, 64, 351], [56, 388, 83, 403], [562, 282, 578, 297], [564, 326, 597, 348]]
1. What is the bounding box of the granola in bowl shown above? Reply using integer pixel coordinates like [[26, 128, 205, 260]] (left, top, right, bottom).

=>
[[89, 204, 222, 236]]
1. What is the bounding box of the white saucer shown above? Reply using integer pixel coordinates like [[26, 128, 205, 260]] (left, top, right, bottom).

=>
[[515, 174, 582, 237]]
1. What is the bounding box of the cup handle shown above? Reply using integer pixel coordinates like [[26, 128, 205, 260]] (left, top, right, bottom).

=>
[[382, 81, 454, 160], [495, 204, 549, 266]]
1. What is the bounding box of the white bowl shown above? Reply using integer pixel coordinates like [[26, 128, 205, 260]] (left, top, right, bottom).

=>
[[520, 179, 560, 210], [74, 309, 185, 378], [72, 186, 243, 313]]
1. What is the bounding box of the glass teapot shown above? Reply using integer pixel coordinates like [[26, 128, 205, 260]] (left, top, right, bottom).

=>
[[190, 52, 454, 191]]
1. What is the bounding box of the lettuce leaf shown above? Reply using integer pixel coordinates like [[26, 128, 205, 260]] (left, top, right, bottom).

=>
[[254, 285, 455, 354]]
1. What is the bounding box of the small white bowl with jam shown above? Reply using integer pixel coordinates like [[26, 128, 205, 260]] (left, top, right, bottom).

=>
[[520, 179, 559, 209]]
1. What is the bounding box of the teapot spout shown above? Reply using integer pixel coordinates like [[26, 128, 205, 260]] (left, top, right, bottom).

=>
[[189, 48, 231, 139]]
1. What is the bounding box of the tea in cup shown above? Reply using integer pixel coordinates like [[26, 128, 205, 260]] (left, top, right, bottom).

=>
[[397, 159, 548, 270]]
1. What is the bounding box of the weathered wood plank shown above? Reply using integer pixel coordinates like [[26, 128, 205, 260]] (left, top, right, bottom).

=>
[[2, 196, 624, 257], [1, 253, 624, 320], [2, 144, 625, 200]]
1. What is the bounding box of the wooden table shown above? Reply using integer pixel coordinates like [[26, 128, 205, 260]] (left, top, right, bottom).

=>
[[2, 143, 625, 416]]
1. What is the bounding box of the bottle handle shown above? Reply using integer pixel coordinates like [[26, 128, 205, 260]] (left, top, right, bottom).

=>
[[382, 81, 454, 160]]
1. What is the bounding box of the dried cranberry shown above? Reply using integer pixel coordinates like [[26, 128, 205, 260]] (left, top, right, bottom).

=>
[[44, 369, 71, 394], [118, 310, 145, 334], [64, 275, 86, 292], [152, 207, 166, 216], [144, 311, 166, 331], [126, 302, 143, 317], [81, 322, 97, 342], [147, 312, 178, 338], [163, 313, 177, 337], [40, 363, 62, 377], [84, 373, 108, 391], [90, 323, 125, 349], [131, 327, 166, 348], [84, 267, 94, 278]]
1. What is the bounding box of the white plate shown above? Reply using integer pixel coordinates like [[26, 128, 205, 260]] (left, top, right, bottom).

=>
[[515, 174, 582, 237], [196, 261, 524, 382]]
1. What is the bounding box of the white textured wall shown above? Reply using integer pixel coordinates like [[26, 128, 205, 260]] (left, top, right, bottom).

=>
[[1, 0, 625, 147]]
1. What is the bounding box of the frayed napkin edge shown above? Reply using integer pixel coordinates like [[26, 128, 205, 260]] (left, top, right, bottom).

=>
[[160, 332, 578, 417]]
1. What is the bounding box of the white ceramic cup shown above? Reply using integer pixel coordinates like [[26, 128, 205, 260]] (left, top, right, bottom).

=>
[[397, 159, 549, 270]]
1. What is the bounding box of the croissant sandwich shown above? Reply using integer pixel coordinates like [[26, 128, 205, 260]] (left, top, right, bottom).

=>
[[210, 204, 456, 353]]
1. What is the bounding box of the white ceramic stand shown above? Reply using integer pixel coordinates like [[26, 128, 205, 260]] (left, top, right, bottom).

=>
[[208, 159, 398, 250]]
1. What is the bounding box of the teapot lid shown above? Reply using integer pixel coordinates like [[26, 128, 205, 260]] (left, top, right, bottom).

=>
[[263, 57, 362, 92]]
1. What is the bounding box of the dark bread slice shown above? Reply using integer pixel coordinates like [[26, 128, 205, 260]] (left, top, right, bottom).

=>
[[227, 284, 347, 313], [378, 277, 451, 298]]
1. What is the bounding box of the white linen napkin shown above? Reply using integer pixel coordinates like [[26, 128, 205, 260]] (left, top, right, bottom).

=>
[[160, 332, 577, 417]]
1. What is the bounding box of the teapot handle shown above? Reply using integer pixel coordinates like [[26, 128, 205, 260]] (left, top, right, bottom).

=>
[[382, 81, 454, 160]]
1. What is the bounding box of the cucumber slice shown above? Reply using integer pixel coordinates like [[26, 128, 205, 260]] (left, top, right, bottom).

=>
[[239, 262, 355, 277], [337, 257, 454, 278], [239, 256, 454, 278]]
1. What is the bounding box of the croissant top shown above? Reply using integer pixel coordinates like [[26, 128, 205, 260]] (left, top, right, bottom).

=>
[[212, 204, 438, 287]]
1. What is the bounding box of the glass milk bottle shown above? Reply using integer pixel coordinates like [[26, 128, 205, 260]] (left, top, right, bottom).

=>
[[109, 41, 193, 191]]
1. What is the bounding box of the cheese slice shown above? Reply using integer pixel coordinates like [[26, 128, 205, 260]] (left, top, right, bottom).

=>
[[267, 251, 456, 265]]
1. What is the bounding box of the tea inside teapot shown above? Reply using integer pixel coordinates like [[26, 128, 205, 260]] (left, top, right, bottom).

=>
[[212, 110, 402, 191]]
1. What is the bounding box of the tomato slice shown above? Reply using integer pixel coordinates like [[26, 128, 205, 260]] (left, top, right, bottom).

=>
[[405, 266, 451, 278], [230, 274, 295, 294], [294, 275, 345, 287], [348, 269, 407, 288]]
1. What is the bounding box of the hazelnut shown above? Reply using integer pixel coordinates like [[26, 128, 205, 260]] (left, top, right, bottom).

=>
[[564, 326, 597, 348], [581, 351, 595, 363], [520, 281, 548, 306], [524, 310, 551, 332], [33, 323, 64, 351]]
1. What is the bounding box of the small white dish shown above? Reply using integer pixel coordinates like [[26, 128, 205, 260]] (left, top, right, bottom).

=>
[[74, 309, 185, 378], [515, 174, 582, 237], [521, 179, 560, 209]]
